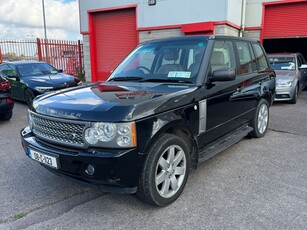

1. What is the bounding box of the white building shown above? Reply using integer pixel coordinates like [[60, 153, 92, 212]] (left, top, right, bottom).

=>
[[79, 0, 307, 82]]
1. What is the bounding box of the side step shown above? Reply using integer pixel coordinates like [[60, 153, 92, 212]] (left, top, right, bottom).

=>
[[198, 125, 253, 164]]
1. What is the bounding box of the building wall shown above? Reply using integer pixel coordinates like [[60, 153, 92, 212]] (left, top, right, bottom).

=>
[[79, 0, 243, 33]]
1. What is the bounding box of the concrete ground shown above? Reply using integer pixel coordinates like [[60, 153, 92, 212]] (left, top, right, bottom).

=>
[[0, 91, 306, 230]]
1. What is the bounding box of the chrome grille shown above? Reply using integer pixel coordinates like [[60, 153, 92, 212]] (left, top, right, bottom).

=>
[[32, 113, 87, 147]]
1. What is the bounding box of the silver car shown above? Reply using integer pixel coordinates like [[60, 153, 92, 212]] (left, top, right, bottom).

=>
[[268, 53, 307, 104]]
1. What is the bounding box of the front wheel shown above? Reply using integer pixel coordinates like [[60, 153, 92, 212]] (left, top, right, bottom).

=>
[[290, 84, 298, 104], [24, 88, 35, 108], [249, 99, 269, 138], [137, 134, 190, 206]]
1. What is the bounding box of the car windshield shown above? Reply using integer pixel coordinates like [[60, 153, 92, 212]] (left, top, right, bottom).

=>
[[269, 56, 296, 70], [108, 39, 208, 84], [17, 63, 58, 76]]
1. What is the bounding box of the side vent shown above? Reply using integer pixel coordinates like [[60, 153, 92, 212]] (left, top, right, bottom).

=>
[[199, 100, 207, 134]]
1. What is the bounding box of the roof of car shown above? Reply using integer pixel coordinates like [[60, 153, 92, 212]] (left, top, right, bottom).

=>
[[268, 53, 298, 57], [1, 61, 46, 65], [141, 35, 260, 45]]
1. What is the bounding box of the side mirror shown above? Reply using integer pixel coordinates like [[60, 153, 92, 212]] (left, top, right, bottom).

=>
[[7, 74, 18, 81], [299, 64, 307, 69], [57, 69, 63, 73], [210, 68, 236, 82]]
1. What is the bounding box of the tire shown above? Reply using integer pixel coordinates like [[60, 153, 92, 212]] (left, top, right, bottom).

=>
[[137, 133, 190, 206], [249, 99, 269, 138], [289, 84, 298, 104], [0, 111, 12, 121], [24, 88, 35, 108]]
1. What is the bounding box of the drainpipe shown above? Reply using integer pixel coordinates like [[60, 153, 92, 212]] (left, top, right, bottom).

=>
[[240, 0, 247, 37]]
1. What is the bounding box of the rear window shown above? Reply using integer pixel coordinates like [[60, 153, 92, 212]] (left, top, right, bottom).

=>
[[253, 44, 269, 70]]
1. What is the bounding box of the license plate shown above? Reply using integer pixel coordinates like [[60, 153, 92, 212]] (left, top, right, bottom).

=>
[[28, 148, 58, 169]]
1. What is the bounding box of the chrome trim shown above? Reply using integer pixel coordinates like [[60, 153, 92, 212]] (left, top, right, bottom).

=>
[[29, 110, 91, 148]]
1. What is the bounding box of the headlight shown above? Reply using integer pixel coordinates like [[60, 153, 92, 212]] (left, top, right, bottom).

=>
[[276, 81, 292, 88], [84, 122, 137, 148], [34, 86, 54, 93]]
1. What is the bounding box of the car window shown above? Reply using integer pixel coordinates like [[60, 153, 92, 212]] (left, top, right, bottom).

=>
[[297, 55, 302, 68], [0, 64, 17, 77], [236, 41, 257, 74], [109, 39, 207, 84], [253, 44, 269, 71], [16, 63, 58, 76], [210, 40, 235, 72], [269, 56, 296, 70]]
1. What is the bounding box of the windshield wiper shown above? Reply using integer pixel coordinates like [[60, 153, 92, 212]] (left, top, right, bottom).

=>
[[108, 77, 144, 82], [141, 78, 193, 84]]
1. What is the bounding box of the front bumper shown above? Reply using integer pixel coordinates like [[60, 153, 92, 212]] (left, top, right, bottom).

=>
[[21, 126, 144, 194], [274, 87, 295, 101]]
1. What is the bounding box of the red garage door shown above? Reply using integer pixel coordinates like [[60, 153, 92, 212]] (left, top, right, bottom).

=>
[[91, 8, 137, 81], [263, 1, 307, 39]]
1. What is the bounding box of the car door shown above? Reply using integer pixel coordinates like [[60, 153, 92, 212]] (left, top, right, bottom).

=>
[[297, 54, 307, 90], [200, 39, 247, 146]]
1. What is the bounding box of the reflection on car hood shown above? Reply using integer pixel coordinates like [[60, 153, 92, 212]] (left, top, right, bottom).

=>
[[33, 81, 198, 122], [24, 73, 75, 86], [274, 70, 296, 81]]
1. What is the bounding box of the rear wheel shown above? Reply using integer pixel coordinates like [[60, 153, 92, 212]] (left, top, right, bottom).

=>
[[0, 111, 12, 121], [290, 84, 298, 104], [249, 99, 269, 138], [137, 134, 190, 206], [24, 88, 35, 108]]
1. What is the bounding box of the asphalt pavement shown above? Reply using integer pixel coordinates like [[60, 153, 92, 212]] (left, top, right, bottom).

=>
[[0, 92, 306, 230]]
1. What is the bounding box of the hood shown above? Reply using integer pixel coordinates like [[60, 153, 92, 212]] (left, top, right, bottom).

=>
[[274, 70, 296, 82], [33, 82, 198, 122], [23, 73, 76, 87]]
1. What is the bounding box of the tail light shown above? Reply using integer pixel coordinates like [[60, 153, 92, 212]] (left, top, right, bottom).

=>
[[0, 80, 10, 89]]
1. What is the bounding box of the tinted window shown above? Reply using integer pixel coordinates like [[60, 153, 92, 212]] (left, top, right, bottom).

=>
[[210, 40, 235, 72], [0, 64, 17, 76], [236, 41, 257, 74], [253, 44, 269, 70]]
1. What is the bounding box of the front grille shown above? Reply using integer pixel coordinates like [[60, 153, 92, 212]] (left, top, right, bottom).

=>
[[32, 113, 88, 147]]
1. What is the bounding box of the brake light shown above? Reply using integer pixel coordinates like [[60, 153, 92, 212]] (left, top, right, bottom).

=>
[[6, 98, 13, 104], [0, 80, 10, 89]]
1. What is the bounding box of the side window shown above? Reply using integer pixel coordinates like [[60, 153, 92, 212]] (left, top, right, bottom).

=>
[[236, 41, 257, 74], [0, 64, 15, 76], [252, 43, 269, 70], [210, 40, 235, 72]]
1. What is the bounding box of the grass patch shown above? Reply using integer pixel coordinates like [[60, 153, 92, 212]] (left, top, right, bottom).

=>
[[14, 212, 27, 220]]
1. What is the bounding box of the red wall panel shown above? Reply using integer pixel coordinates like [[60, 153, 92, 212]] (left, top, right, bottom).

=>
[[92, 8, 137, 81], [263, 2, 307, 39]]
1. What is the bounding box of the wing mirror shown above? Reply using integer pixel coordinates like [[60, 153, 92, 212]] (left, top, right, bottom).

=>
[[299, 64, 307, 69], [7, 74, 19, 81], [210, 68, 236, 82]]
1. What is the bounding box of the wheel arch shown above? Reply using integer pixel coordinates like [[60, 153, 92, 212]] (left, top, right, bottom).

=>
[[138, 119, 199, 169]]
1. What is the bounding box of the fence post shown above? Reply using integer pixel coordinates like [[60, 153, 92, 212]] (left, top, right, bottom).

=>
[[78, 40, 83, 74], [0, 46, 2, 63], [37, 38, 42, 61]]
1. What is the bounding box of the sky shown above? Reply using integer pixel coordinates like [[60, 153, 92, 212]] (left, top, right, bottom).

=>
[[0, 0, 81, 41]]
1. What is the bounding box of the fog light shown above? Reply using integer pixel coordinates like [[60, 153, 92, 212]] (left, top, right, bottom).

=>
[[85, 164, 95, 176]]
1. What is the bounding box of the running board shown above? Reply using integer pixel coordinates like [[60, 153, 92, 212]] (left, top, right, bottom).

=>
[[198, 126, 253, 164]]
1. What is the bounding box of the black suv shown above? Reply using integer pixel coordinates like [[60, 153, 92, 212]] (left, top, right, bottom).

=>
[[0, 75, 14, 121], [21, 36, 275, 206]]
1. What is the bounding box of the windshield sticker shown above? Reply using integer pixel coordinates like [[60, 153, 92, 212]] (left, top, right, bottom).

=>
[[168, 71, 191, 78]]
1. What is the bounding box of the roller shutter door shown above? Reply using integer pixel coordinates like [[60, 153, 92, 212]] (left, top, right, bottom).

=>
[[92, 8, 137, 81], [263, 2, 307, 39]]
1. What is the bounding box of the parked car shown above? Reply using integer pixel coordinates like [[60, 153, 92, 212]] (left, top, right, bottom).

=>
[[0, 61, 82, 107], [0, 75, 14, 121], [268, 53, 307, 104], [21, 36, 276, 206]]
